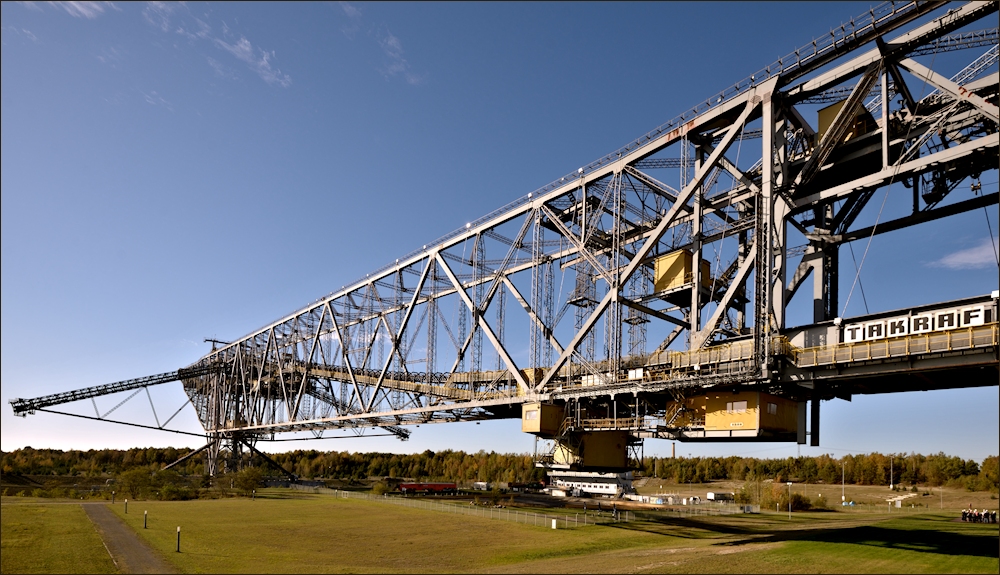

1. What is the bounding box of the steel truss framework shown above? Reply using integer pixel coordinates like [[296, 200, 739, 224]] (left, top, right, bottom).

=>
[[180, 0, 998, 437], [11, 1, 1000, 471]]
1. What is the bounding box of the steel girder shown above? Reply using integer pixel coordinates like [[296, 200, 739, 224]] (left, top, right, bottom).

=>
[[176, 2, 998, 440], [173, 1, 997, 440], [12, 2, 996, 451]]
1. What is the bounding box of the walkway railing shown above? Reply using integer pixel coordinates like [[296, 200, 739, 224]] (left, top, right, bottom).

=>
[[794, 323, 998, 368]]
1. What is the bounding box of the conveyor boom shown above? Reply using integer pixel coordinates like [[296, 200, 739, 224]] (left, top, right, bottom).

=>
[[10, 364, 219, 416]]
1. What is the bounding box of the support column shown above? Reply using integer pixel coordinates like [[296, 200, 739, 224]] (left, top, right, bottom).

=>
[[736, 206, 749, 334], [769, 102, 790, 332], [812, 204, 837, 324], [881, 70, 890, 170], [824, 246, 839, 321], [810, 390, 821, 447], [796, 401, 807, 445], [757, 87, 781, 374], [690, 144, 705, 342]]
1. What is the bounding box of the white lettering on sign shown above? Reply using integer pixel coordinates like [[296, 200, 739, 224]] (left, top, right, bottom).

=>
[[842, 305, 987, 344]]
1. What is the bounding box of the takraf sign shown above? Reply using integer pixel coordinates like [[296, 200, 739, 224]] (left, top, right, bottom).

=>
[[842, 305, 986, 344]]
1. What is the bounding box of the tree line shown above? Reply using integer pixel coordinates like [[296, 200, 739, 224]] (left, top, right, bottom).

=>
[[2, 447, 997, 493], [640, 452, 998, 492]]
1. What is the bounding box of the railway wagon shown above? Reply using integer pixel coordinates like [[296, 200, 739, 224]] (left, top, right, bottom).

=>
[[398, 482, 457, 495]]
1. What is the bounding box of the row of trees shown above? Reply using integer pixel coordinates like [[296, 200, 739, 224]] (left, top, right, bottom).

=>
[[2, 447, 997, 493], [0, 447, 203, 477], [641, 452, 998, 491], [265, 449, 544, 484]]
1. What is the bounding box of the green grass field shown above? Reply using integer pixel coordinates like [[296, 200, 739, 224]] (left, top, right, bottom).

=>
[[2, 491, 997, 573], [1, 502, 117, 574]]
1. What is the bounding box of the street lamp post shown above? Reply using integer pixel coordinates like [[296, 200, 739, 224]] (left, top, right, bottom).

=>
[[787, 482, 793, 520], [841, 461, 846, 505]]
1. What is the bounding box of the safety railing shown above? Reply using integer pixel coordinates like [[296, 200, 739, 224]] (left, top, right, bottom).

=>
[[666, 336, 795, 369], [794, 323, 998, 368]]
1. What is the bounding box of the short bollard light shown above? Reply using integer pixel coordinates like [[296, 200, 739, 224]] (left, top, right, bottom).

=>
[[144, 511, 147, 529], [176, 526, 181, 552], [112, 491, 115, 504], [125, 499, 128, 514]]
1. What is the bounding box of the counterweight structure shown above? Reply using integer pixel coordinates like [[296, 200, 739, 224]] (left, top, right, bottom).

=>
[[11, 1, 1000, 475]]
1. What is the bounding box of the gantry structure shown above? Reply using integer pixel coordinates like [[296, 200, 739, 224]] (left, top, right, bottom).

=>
[[12, 0, 999, 476]]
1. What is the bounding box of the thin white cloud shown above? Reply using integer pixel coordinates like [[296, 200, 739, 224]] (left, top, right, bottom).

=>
[[339, 1, 362, 39], [215, 35, 253, 61], [340, 2, 361, 19], [380, 31, 403, 60], [140, 90, 173, 112], [102, 91, 127, 106], [52, 1, 115, 19], [142, 1, 175, 33], [929, 238, 1000, 270], [138, 4, 291, 89], [206, 56, 238, 80], [377, 28, 423, 86], [3, 25, 40, 43], [96, 45, 124, 66], [214, 36, 292, 88], [176, 18, 212, 41]]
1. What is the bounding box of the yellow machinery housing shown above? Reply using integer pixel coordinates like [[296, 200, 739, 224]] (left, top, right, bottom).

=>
[[817, 100, 877, 144], [703, 391, 798, 437], [654, 250, 711, 293], [522, 402, 564, 437], [553, 431, 629, 469]]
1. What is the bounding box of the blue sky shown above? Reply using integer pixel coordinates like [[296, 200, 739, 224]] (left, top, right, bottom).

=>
[[2, 1, 997, 463]]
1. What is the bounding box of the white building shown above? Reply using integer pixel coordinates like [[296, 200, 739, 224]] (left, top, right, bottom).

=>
[[546, 470, 634, 498]]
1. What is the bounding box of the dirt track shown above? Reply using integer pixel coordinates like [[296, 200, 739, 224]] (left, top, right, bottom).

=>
[[83, 504, 178, 574]]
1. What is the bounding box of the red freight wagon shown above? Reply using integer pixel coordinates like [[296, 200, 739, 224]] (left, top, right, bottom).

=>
[[398, 482, 457, 494]]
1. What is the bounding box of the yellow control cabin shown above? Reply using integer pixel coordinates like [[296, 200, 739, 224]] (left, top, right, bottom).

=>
[[654, 250, 711, 292], [654, 250, 712, 306], [521, 402, 564, 437], [817, 99, 877, 144], [703, 391, 798, 438], [552, 431, 630, 469]]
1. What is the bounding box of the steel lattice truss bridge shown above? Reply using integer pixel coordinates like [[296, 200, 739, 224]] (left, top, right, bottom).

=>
[[12, 0, 999, 476]]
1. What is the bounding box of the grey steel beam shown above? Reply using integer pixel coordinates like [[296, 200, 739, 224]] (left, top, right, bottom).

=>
[[435, 252, 530, 394], [896, 57, 1000, 122], [20, 2, 999, 451], [792, 135, 999, 209], [10, 365, 217, 416]]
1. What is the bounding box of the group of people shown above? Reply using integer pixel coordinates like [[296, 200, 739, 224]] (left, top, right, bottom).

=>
[[582, 501, 622, 520], [961, 507, 996, 523]]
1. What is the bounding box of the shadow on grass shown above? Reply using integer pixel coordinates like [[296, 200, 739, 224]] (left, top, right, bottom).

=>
[[718, 523, 998, 559], [716, 514, 997, 559], [250, 489, 327, 501], [602, 513, 998, 559], [253, 492, 315, 500], [598, 516, 760, 540], [613, 513, 772, 537]]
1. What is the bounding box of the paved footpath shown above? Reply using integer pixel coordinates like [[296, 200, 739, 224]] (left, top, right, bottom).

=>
[[83, 503, 178, 574]]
